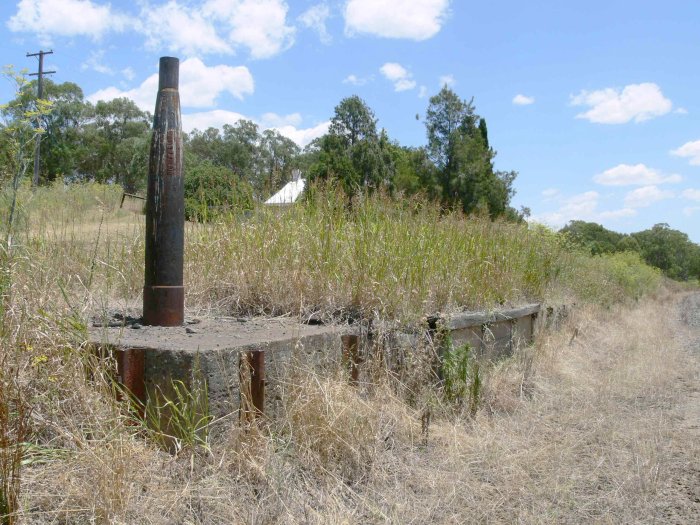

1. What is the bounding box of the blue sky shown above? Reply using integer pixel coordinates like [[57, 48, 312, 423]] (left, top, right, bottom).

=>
[[2, 0, 699, 240]]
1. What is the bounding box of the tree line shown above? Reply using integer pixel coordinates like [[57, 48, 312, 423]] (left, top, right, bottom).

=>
[[1, 73, 524, 220], [5, 71, 697, 282], [561, 220, 700, 281]]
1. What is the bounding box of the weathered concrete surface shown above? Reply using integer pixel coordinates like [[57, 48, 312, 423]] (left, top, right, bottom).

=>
[[89, 303, 544, 419], [434, 303, 541, 360], [89, 318, 354, 417]]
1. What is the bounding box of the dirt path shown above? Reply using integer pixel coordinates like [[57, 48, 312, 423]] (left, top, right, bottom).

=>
[[654, 293, 700, 523]]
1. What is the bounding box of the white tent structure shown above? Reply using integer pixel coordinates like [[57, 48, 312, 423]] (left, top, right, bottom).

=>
[[265, 169, 306, 205]]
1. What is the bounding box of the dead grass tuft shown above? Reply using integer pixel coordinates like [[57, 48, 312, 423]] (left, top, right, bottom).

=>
[[10, 295, 699, 523]]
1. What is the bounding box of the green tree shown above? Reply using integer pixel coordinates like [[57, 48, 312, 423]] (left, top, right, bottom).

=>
[[258, 129, 300, 197], [328, 94, 377, 147], [391, 144, 443, 200], [184, 156, 253, 221], [0, 66, 53, 242], [424, 87, 516, 217], [77, 97, 151, 190], [2, 79, 88, 183], [185, 127, 225, 166], [631, 223, 700, 280], [221, 119, 260, 182], [478, 118, 489, 148], [309, 96, 394, 195], [560, 220, 625, 255]]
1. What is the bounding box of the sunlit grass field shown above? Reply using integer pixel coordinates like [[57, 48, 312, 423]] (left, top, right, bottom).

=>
[[0, 182, 676, 524], [2, 182, 661, 323]]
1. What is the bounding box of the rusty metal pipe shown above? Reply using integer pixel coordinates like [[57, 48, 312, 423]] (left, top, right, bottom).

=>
[[240, 350, 265, 420], [143, 57, 185, 326], [116, 347, 146, 416], [341, 334, 360, 385]]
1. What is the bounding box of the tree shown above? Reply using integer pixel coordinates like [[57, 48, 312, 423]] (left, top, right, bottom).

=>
[[631, 223, 700, 280], [258, 129, 300, 197], [391, 145, 441, 200], [0, 66, 53, 243], [478, 118, 489, 148], [184, 156, 253, 221], [560, 220, 625, 255], [185, 127, 225, 166], [309, 96, 394, 195], [221, 119, 259, 182], [328, 95, 377, 148], [77, 97, 151, 190], [2, 79, 89, 183], [424, 87, 516, 217], [425, 87, 476, 172]]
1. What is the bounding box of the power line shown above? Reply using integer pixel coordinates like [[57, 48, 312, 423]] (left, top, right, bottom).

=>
[[26, 49, 55, 187]]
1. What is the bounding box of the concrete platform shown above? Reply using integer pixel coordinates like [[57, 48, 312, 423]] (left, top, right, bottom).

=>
[[88, 303, 545, 420], [89, 317, 354, 417]]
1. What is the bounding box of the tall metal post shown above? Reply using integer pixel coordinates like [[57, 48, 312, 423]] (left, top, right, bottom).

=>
[[27, 49, 55, 187], [143, 57, 185, 326]]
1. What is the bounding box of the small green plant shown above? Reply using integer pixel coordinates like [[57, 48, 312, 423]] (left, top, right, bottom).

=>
[[442, 340, 482, 415], [0, 366, 30, 525], [143, 378, 213, 455]]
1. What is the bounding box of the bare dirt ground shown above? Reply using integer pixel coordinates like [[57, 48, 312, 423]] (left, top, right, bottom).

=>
[[654, 293, 700, 523]]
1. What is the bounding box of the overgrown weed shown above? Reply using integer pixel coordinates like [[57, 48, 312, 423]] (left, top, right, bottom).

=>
[[0, 182, 689, 523]]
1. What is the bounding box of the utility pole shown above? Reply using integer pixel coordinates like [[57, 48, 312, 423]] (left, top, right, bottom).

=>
[[27, 49, 55, 187]]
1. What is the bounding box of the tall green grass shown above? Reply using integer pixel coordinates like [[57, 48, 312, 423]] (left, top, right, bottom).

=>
[[3, 182, 661, 323], [185, 187, 567, 321]]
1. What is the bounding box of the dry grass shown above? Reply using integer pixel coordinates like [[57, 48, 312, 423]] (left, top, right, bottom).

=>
[[7, 291, 695, 524], [0, 186, 585, 313], [1, 182, 692, 523], [2, 183, 661, 324]]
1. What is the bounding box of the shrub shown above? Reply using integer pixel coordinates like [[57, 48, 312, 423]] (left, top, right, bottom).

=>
[[184, 161, 253, 221]]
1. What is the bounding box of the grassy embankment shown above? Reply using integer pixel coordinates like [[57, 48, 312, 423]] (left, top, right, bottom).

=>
[[0, 182, 683, 524]]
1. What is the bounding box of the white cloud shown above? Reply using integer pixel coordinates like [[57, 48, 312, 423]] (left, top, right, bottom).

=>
[[512, 94, 535, 106], [299, 3, 331, 44], [394, 79, 417, 91], [81, 49, 113, 75], [561, 191, 600, 216], [675, 107, 688, 115], [272, 120, 330, 147], [624, 185, 674, 208], [571, 83, 673, 124], [343, 74, 368, 86], [8, 0, 296, 59], [183, 110, 328, 148], [7, 0, 130, 40], [121, 67, 135, 81], [88, 78, 157, 112], [260, 112, 303, 128], [683, 206, 700, 217], [594, 163, 682, 186], [671, 140, 700, 166], [439, 74, 455, 87], [531, 190, 637, 228], [182, 109, 247, 133], [179, 58, 254, 105], [418, 86, 428, 98], [139, 1, 232, 56], [598, 208, 637, 219], [541, 188, 560, 200], [344, 0, 450, 40], [203, 0, 295, 59], [380, 63, 408, 81], [380, 62, 416, 92], [681, 189, 700, 201], [88, 58, 254, 111]]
